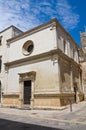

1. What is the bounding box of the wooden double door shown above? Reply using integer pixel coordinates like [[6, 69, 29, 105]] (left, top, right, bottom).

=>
[[0, 82, 1, 103], [23, 80, 31, 104]]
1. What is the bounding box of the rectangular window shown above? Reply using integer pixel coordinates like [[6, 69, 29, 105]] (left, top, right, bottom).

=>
[[0, 39, 1, 45], [0, 36, 2, 45], [0, 81, 1, 103], [64, 40, 68, 54], [0, 57, 2, 73], [64, 40, 66, 53]]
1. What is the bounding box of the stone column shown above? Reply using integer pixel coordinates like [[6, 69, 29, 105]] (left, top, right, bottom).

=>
[[58, 57, 61, 93], [30, 80, 34, 108], [19, 80, 23, 106], [79, 68, 83, 92]]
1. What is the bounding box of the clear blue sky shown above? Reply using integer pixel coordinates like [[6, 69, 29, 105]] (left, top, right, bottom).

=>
[[0, 0, 85, 46]]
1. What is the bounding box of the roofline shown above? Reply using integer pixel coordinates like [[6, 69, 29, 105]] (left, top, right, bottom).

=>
[[12, 26, 23, 33], [7, 18, 57, 43], [0, 25, 23, 34], [6, 18, 79, 48], [57, 22, 80, 49]]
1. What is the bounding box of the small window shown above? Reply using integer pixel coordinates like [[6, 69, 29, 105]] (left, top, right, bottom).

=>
[[73, 49, 75, 59], [64, 40, 67, 54], [0, 36, 2, 45], [22, 40, 34, 56], [0, 39, 1, 45], [27, 44, 33, 53], [0, 57, 2, 72], [64, 40, 66, 52]]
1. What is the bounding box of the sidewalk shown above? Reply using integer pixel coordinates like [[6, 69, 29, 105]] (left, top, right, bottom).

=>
[[0, 101, 86, 125]]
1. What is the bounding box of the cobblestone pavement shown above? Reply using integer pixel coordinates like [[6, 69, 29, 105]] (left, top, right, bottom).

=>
[[0, 101, 86, 128]]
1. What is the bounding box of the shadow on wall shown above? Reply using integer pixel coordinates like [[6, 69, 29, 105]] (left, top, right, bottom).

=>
[[59, 59, 71, 92]]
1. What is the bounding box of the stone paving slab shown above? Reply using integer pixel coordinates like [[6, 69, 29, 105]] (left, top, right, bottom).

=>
[[0, 101, 86, 125]]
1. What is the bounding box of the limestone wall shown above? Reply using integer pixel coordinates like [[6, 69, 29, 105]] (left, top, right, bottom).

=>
[[59, 58, 71, 92], [4, 57, 59, 93], [57, 26, 79, 63], [7, 26, 57, 62]]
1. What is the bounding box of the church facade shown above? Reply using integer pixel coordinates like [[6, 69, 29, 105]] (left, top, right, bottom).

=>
[[0, 18, 84, 109]]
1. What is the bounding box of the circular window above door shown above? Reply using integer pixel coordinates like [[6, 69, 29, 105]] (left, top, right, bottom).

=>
[[22, 40, 34, 56]]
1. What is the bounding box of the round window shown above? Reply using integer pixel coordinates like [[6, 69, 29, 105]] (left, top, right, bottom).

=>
[[22, 40, 34, 55]]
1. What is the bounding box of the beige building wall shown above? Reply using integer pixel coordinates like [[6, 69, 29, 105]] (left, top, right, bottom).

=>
[[7, 27, 57, 62], [80, 32, 86, 99], [3, 21, 60, 108], [0, 27, 16, 104], [0, 19, 84, 109], [3, 56, 60, 108], [0, 26, 22, 105]]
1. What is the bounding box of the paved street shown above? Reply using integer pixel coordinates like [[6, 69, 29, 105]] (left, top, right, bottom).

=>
[[0, 113, 85, 130], [0, 118, 63, 130], [0, 101, 86, 129]]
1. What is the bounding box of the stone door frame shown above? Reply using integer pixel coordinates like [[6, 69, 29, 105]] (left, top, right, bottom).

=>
[[18, 71, 36, 108]]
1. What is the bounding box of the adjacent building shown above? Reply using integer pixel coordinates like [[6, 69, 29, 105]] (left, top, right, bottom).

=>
[[0, 18, 84, 109], [80, 31, 86, 99]]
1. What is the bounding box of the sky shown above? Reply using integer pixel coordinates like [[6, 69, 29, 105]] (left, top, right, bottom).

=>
[[0, 0, 85, 46]]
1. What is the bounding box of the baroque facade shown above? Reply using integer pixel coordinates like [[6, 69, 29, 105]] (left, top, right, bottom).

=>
[[0, 18, 84, 109]]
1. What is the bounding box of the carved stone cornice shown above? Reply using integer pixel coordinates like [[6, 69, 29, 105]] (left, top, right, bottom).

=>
[[4, 49, 80, 68], [7, 19, 57, 44], [34, 92, 75, 97], [19, 71, 36, 82]]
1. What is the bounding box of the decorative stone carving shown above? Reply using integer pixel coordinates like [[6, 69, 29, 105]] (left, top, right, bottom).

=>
[[6, 42, 10, 48], [50, 23, 56, 30], [19, 71, 36, 82], [5, 66, 9, 73], [51, 54, 58, 65]]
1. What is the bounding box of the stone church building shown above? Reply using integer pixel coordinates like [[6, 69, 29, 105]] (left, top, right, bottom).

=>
[[0, 18, 84, 109]]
